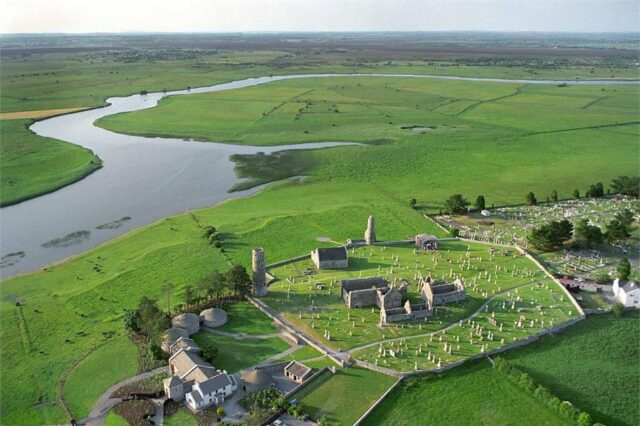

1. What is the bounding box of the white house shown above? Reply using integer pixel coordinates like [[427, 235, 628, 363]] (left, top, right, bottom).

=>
[[185, 372, 237, 411], [612, 278, 640, 308]]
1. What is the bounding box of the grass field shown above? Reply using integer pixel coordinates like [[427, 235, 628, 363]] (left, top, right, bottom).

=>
[[293, 367, 397, 425], [63, 336, 139, 420], [215, 301, 278, 335], [1, 43, 639, 425], [362, 360, 570, 426], [191, 332, 289, 373], [97, 76, 639, 208], [502, 313, 640, 426], [0, 119, 102, 206], [104, 411, 129, 426]]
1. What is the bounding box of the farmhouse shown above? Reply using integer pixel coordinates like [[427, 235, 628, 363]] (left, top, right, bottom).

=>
[[311, 246, 349, 269], [284, 361, 313, 384], [165, 337, 237, 411], [415, 234, 438, 251], [419, 275, 466, 307], [612, 278, 640, 308]]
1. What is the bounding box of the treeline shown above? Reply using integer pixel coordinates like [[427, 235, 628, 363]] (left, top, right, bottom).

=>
[[493, 358, 598, 426], [435, 175, 639, 215]]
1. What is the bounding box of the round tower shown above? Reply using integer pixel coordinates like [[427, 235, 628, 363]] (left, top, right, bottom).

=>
[[364, 215, 376, 245], [252, 248, 267, 296]]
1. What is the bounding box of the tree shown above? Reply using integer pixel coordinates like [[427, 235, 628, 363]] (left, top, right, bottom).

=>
[[605, 218, 631, 242], [573, 189, 580, 199], [136, 297, 169, 340], [613, 303, 625, 318], [617, 257, 631, 281], [475, 195, 486, 211], [550, 190, 558, 202], [527, 220, 573, 251], [577, 412, 593, 426], [202, 225, 217, 239], [573, 219, 603, 249], [610, 176, 640, 197], [408, 198, 417, 209], [184, 284, 197, 307], [226, 265, 252, 298], [586, 182, 604, 198], [123, 309, 141, 334], [201, 343, 218, 363], [444, 194, 470, 215], [525, 192, 537, 206], [216, 407, 224, 417]]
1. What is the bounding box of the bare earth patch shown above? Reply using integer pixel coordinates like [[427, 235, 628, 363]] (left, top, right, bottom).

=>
[[0, 107, 87, 120]]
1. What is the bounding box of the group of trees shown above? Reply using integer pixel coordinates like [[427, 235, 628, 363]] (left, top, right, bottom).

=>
[[527, 219, 574, 251], [123, 297, 171, 359], [528, 208, 635, 252], [203, 225, 223, 248], [443, 194, 488, 215], [183, 265, 253, 309]]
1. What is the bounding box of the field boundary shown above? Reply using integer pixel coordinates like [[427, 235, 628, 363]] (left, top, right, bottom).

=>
[[353, 377, 403, 426]]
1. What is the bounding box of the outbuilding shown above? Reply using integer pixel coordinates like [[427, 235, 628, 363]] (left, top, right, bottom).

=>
[[613, 278, 640, 308], [284, 361, 313, 384], [172, 313, 200, 335], [161, 327, 190, 353], [200, 308, 228, 328]]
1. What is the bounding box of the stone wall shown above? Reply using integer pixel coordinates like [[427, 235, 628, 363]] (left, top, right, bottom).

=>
[[347, 288, 381, 308]]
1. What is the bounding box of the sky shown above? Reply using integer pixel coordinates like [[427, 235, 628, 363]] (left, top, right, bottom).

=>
[[1, 0, 638, 34]]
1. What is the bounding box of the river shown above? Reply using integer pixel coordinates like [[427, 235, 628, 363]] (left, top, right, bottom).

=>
[[1, 73, 637, 278]]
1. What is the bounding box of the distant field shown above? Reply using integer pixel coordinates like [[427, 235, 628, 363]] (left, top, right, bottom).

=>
[[97, 76, 640, 208], [362, 360, 570, 426], [0, 119, 102, 206], [502, 313, 640, 426]]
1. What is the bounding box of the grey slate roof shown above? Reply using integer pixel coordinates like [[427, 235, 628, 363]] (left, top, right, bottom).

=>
[[315, 247, 348, 261], [621, 280, 639, 293], [198, 373, 232, 395], [284, 361, 312, 378]]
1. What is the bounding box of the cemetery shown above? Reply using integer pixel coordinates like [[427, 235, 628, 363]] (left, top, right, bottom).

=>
[[261, 238, 579, 373], [436, 196, 640, 281]]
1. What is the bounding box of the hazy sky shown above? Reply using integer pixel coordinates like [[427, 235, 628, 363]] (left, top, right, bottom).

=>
[[2, 0, 638, 33]]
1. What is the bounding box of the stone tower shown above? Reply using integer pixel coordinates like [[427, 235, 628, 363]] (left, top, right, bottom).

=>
[[252, 248, 267, 296], [364, 215, 376, 245]]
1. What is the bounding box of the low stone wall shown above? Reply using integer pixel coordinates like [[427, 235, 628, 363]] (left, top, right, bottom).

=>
[[372, 239, 414, 246], [424, 214, 452, 235], [266, 253, 311, 269], [352, 377, 404, 426]]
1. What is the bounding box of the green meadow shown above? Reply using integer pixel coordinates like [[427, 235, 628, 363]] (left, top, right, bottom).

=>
[[97, 76, 639, 207], [1, 62, 638, 424], [0, 119, 101, 206], [362, 360, 570, 426], [502, 313, 640, 426]]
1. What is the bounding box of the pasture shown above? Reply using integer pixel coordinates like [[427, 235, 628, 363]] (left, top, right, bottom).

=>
[[0, 119, 101, 206], [361, 360, 570, 426], [502, 313, 640, 426], [292, 367, 397, 426], [0, 51, 638, 425]]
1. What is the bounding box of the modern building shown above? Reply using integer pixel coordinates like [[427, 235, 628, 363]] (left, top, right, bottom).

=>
[[612, 278, 640, 308]]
